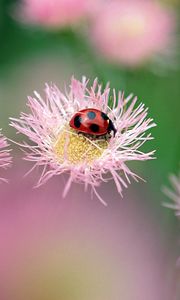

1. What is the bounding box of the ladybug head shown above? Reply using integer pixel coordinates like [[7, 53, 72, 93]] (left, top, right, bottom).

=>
[[107, 119, 117, 137]]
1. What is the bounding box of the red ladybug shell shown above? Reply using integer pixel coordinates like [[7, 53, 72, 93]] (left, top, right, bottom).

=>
[[69, 108, 116, 136]]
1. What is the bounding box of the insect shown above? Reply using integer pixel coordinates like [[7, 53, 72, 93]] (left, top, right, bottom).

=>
[[69, 108, 117, 137]]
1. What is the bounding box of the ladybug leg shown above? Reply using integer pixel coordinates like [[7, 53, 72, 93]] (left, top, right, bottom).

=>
[[106, 133, 111, 140], [101, 133, 110, 141], [77, 131, 85, 139]]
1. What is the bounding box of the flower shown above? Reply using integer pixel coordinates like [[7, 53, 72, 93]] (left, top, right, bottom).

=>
[[163, 171, 180, 216], [14, 0, 92, 29], [0, 131, 12, 182], [10, 76, 156, 204], [90, 0, 175, 67], [0, 164, 170, 299]]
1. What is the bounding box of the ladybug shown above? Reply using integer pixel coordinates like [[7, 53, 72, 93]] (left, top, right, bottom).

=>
[[69, 108, 117, 137]]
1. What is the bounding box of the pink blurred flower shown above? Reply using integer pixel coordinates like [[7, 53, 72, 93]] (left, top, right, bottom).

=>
[[10, 76, 155, 203], [0, 164, 171, 299], [0, 131, 12, 182], [90, 0, 175, 67], [15, 0, 92, 29], [163, 171, 180, 216]]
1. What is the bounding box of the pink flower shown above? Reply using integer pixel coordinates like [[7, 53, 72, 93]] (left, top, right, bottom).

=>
[[0, 164, 171, 299], [163, 171, 180, 216], [10, 76, 156, 203], [0, 131, 12, 182], [90, 0, 175, 67], [15, 0, 92, 29]]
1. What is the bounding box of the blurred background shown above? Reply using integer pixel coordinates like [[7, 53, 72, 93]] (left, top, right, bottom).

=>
[[0, 0, 180, 299]]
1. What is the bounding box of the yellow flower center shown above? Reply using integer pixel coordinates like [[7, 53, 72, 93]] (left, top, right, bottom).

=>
[[53, 127, 108, 165]]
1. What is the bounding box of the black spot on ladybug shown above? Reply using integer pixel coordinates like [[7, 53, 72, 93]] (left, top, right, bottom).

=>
[[74, 115, 82, 128], [89, 124, 99, 133], [87, 111, 96, 120], [101, 112, 109, 120]]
